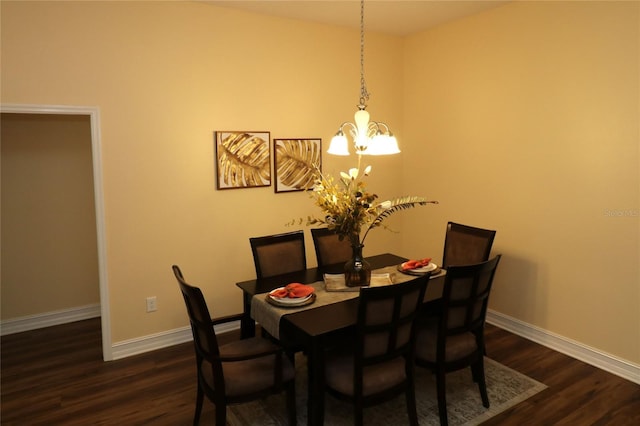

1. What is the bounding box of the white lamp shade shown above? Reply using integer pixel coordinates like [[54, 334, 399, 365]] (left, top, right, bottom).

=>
[[384, 134, 401, 155], [367, 133, 401, 155], [365, 134, 385, 155], [327, 134, 350, 156]]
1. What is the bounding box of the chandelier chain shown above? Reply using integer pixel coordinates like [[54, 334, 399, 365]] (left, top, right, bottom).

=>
[[359, 0, 369, 107], [327, 0, 400, 156]]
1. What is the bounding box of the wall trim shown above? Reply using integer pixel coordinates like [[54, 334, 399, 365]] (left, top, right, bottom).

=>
[[110, 320, 240, 360], [487, 309, 640, 385], [0, 304, 101, 336], [108, 310, 640, 386], [1, 103, 111, 361]]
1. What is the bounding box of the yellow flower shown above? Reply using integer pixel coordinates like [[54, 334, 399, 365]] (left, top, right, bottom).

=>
[[305, 160, 438, 245]]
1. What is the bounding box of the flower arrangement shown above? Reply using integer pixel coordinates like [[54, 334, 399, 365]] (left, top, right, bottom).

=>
[[301, 156, 438, 247]]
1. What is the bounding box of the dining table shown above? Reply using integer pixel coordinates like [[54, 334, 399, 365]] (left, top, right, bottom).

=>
[[235, 253, 446, 426]]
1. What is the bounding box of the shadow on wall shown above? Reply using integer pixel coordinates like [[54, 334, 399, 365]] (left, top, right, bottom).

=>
[[489, 253, 546, 326]]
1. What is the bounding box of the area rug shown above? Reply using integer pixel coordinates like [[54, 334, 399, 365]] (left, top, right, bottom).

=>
[[228, 356, 547, 425]]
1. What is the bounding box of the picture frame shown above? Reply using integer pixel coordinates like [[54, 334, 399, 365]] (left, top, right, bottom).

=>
[[274, 138, 322, 193], [215, 131, 271, 190]]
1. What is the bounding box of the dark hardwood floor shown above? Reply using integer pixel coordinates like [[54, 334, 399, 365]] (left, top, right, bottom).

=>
[[1, 318, 638, 425]]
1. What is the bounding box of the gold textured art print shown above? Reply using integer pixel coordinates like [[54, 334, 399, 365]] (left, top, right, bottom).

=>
[[274, 138, 322, 193], [215, 131, 271, 189]]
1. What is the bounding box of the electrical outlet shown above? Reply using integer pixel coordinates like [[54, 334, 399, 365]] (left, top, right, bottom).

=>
[[146, 296, 157, 312]]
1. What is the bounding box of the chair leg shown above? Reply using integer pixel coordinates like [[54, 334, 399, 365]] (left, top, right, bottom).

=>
[[193, 385, 204, 426], [472, 359, 490, 408], [471, 364, 480, 383], [214, 402, 227, 426], [286, 381, 297, 425], [405, 381, 419, 426], [354, 404, 364, 426], [436, 370, 449, 426]]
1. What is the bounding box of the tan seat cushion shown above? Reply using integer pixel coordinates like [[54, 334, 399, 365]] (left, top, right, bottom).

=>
[[203, 337, 295, 397], [324, 352, 407, 397], [415, 324, 477, 363]]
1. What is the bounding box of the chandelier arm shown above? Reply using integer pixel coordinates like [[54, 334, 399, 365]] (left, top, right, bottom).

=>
[[373, 121, 392, 135], [338, 122, 357, 134], [366, 122, 380, 138]]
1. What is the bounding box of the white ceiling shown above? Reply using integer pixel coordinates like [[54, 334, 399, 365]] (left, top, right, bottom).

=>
[[205, 1, 510, 36]]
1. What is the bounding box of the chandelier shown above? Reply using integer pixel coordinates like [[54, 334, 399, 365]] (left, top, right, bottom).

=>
[[327, 0, 400, 156]]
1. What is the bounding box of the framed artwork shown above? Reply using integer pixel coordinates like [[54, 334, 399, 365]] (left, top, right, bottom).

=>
[[274, 138, 322, 193], [215, 131, 271, 190]]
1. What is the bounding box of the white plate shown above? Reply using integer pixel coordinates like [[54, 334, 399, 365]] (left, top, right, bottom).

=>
[[400, 262, 438, 273], [268, 287, 313, 304]]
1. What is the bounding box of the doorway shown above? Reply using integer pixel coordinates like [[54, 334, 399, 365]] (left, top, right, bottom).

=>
[[0, 104, 111, 361]]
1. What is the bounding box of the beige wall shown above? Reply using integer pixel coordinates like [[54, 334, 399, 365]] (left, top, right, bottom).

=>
[[1, 113, 100, 318], [0, 1, 405, 342], [403, 1, 639, 363], [1, 1, 638, 366]]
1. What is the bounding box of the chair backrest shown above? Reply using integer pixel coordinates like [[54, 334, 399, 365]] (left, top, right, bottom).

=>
[[442, 222, 496, 268], [249, 230, 307, 279], [439, 255, 502, 341], [310, 227, 352, 268], [356, 275, 430, 368], [172, 265, 224, 387]]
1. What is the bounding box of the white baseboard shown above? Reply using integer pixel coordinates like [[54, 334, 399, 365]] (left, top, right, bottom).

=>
[[110, 320, 240, 360], [487, 309, 640, 385], [0, 304, 101, 336], [108, 312, 640, 386]]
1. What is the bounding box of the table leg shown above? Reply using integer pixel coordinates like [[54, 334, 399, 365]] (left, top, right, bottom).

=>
[[240, 292, 255, 339], [307, 337, 325, 426]]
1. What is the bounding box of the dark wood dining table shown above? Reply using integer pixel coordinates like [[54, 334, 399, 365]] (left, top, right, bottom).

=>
[[235, 253, 445, 426]]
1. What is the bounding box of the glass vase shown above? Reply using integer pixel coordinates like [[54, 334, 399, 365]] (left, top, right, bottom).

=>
[[344, 243, 371, 287]]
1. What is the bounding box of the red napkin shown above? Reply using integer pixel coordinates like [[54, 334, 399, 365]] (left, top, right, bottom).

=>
[[402, 258, 432, 270], [270, 283, 315, 299]]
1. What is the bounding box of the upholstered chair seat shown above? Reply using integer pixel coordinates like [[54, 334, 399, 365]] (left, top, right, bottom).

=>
[[172, 265, 297, 426], [325, 351, 407, 397], [322, 275, 430, 426], [414, 256, 502, 426], [415, 327, 478, 363], [214, 338, 296, 397]]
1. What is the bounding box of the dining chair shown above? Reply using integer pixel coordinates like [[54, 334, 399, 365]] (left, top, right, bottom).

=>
[[172, 265, 297, 426], [323, 274, 431, 426], [441, 222, 496, 268], [310, 227, 353, 268], [414, 255, 502, 426], [249, 230, 307, 279]]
